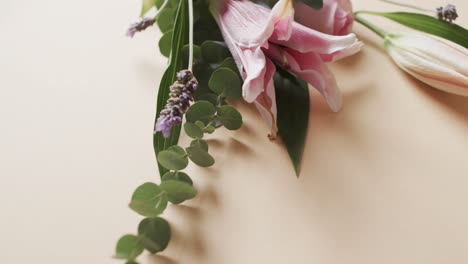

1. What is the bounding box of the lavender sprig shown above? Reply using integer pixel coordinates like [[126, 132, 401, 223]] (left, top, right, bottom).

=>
[[126, 17, 155, 38], [154, 70, 198, 138], [436, 4, 458, 23]]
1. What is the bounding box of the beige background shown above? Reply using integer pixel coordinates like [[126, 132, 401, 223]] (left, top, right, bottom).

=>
[[1, 0, 468, 263]]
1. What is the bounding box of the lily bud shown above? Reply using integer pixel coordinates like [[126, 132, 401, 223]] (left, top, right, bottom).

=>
[[384, 33, 468, 96]]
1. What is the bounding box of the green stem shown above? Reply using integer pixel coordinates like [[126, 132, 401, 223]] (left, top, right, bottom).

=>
[[354, 13, 387, 38]]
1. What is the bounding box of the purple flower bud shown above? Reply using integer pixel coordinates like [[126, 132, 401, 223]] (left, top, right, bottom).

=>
[[436, 4, 458, 23], [126, 17, 156, 38], [154, 70, 198, 138]]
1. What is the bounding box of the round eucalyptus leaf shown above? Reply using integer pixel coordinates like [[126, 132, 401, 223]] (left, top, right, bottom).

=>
[[129, 183, 168, 217], [186, 146, 215, 167], [204, 125, 216, 134], [158, 30, 173, 57], [162, 171, 193, 185], [195, 93, 218, 106], [195, 121, 205, 129], [138, 217, 171, 254], [209, 68, 242, 100], [190, 139, 209, 151], [157, 8, 175, 33], [157, 145, 188, 170], [160, 180, 197, 204], [186, 100, 216, 124], [115, 234, 144, 260], [217, 105, 243, 130], [182, 44, 202, 65], [184, 122, 203, 139], [219, 57, 240, 75], [201, 41, 231, 63]]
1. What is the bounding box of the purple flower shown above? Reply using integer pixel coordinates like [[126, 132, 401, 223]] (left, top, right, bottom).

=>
[[436, 4, 458, 23], [126, 17, 155, 38], [155, 70, 198, 138]]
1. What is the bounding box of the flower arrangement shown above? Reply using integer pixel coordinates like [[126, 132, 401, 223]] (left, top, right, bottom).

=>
[[115, 0, 468, 262]]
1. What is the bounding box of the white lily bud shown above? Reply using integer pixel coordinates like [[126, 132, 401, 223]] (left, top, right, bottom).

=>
[[384, 32, 468, 96]]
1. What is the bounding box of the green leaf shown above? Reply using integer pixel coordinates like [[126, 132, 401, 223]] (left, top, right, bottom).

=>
[[182, 44, 202, 65], [204, 125, 215, 134], [366, 12, 468, 48], [138, 217, 171, 254], [300, 0, 323, 9], [219, 57, 240, 76], [162, 171, 193, 185], [217, 105, 242, 130], [160, 180, 197, 204], [195, 121, 205, 129], [190, 139, 209, 152], [154, 0, 189, 177], [141, 0, 156, 16], [186, 146, 215, 167], [184, 122, 204, 139], [201, 41, 231, 63], [186, 101, 216, 124], [209, 68, 242, 100], [157, 145, 189, 170], [274, 66, 309, 176], [158, 30, 173, 57], [129, 183, 168, 217], [156, 7, 176, 33], [115, 234, 144, 260]]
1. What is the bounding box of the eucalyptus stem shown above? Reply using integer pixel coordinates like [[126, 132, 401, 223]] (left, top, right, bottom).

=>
[[378, 0, 434, 13], [188, 0, 194, 71], [155, 0, 170, 19], [354, 13, 387, 38]]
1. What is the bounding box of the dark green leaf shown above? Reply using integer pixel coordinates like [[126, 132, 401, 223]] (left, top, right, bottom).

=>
[[138, 217, 171, 254], [274, 66, 309, 176], [367, 12, 468, 48], [162, 171, 193, 185], [204, 125, 215, 134], [129, 183, 168, 217], [158, 30, 173, 57], [217, 105, 242, 130], [154, 0, 189, 177], [115, 234, 144, 260], [182, 44, 202, 65], [300, 0, 323, 10], [201, 41, 231, 63], [209, 68, 242, 100], [195, 121, 205, 129], [184, 122, 204, 139], [190, 139, 209, 151], [186, 146, 215, 167], [156, 7, 176, 33], [160, 180, 197, 204], [186, 101, 216, 124], [219, 57, 240, 76]]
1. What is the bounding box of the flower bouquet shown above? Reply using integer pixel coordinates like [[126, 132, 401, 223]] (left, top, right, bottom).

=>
[[115, 0, 468, 262]]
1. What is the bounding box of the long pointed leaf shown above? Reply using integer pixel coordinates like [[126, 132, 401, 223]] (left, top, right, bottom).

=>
[[274, 67, 310, 176], [153, 0, 189, 177], [364, 12, 468, 48]]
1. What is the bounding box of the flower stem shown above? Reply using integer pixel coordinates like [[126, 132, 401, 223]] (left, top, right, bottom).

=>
[[354, 13, 387, 38], [378, 0, 434, 13], [155, 0, 170, 19], [188, 0, 194, 71]]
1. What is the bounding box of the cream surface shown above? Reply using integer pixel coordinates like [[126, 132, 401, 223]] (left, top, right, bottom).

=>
[[1, 0, 468, 263]]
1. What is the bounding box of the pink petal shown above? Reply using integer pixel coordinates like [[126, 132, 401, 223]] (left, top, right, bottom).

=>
[[254, 58, 279, 138], [269, 21, 359, 55], [265, 45, 342, 112], [320, 40, 363, 62], [294, 0, 354, 36]]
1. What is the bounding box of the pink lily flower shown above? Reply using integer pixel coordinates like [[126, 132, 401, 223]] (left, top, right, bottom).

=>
[[294, 0, 354, 36], [210, 0, 361, 138]]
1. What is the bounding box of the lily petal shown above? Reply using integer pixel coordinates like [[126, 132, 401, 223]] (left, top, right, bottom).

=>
[[269, 21, 359, 54], [265, 44, 343, 112]]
